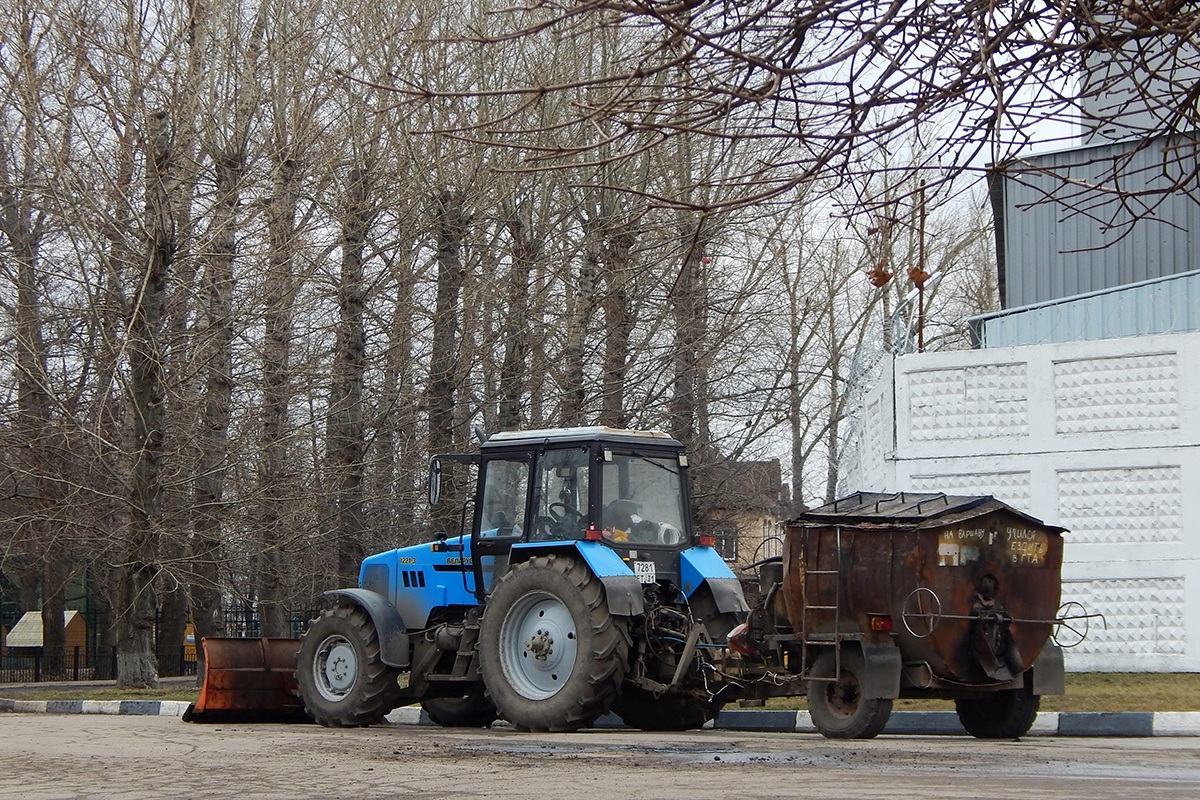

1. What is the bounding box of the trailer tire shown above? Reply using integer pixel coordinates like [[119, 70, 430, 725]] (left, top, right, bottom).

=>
[[611, 687, 723, 731], [807, 649, 893, 739], [421, 687, 499, 728], [297, 605, 402, 727], [478, 554, 629, 732], [955, 684, 1040, 739]]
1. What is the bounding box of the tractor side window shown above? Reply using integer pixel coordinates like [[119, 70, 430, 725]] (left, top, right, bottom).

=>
[[479, 458, 530, 539], [601, 454, 687, 545], [530, 447, 591, 540]]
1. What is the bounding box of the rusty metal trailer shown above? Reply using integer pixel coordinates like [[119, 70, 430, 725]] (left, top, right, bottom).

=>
[[729, 492, 1070, 739]]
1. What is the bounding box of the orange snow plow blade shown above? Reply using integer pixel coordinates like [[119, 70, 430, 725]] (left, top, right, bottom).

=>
[[182, 637, 310, 723]]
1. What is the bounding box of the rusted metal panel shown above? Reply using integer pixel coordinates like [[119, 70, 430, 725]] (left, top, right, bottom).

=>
[[182, 637, 308, 723], [783, 493, 1064, 686]]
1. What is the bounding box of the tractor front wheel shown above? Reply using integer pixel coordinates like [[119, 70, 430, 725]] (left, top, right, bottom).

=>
[[807, 648, 893, 739], [478, 554, 629, 732], [297, 605, 401, 727]]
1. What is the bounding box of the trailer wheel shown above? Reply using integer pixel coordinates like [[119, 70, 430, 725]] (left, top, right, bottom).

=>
[[807, 649, 893, 739], [478, 554, 629, 732], [611, 687, 723, 731], [297, 605, 401, 727], [955, 684, 1040, 739], [421, 687, 499, 728]]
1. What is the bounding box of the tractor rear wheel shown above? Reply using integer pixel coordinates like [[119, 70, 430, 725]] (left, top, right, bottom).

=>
[[955, 684, 1040, 739], [421, 686, 499, 728], [478, 554, 629, 732], [611, 687, 723, 731], [297, 605, 401, 727], [807, 648, 893, 739]]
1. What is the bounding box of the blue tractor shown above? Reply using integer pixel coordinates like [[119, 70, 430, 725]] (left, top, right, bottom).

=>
[[295, 426, 749, 732]]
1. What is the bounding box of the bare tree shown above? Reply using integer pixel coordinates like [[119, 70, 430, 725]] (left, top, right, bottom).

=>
[[0, 0, 66, 678], [404, 1, 1199, 227]]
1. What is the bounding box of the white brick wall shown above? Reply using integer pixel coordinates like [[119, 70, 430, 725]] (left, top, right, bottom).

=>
[[841, 331, 1200, 672]]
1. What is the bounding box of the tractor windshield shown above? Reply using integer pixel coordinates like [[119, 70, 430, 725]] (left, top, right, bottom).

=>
[[601, 454, 687, 546]]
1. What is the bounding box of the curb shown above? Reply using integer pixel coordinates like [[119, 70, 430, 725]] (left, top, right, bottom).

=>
[[708, 709, 1200, 737], [4, 697, 1199, 736], [0, 698, 192, 717]]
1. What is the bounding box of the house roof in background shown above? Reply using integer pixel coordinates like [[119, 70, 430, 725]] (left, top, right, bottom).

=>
[[4, 610, 81, 648], [704, 459, 787, 513]]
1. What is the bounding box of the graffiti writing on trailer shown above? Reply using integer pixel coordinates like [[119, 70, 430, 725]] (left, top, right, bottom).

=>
[[936, 526, 1048, 567], [1003, 527, 1048, 566]]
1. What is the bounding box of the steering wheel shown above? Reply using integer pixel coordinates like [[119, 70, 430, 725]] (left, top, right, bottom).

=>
[[548, 502, 582, 522]]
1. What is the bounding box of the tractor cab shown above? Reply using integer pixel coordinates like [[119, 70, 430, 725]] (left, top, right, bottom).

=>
[[432, 426, 698, 601]]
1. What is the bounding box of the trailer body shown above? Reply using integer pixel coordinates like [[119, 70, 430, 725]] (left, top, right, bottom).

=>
[[733, 492, 1068, 738]]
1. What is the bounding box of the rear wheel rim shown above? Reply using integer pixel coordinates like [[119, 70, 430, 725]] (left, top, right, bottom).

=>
[[826, 671, 862, 719], [313, 635, 358, 702], [499, 590, 578, 700]]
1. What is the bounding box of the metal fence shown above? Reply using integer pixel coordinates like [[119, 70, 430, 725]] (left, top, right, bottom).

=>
[[0, 608, 320, 684], [0, 645, 198, 683]]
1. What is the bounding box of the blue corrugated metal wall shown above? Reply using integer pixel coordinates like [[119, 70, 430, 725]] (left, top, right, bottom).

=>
[[995, 134, 1199, 308], [970, 270, 1200, 347]]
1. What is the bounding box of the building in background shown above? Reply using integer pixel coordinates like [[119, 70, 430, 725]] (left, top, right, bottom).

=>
[[840, 23, 1199, 671]]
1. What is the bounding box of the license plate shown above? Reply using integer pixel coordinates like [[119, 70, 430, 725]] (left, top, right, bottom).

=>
[[634, 561, 656, 584]]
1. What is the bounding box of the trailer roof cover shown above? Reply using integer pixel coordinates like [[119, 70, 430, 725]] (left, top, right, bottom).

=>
[[791, 491, 1066, 533]]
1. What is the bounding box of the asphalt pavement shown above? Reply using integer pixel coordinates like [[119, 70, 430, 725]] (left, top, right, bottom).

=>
[[2, 678, 1198, 736]]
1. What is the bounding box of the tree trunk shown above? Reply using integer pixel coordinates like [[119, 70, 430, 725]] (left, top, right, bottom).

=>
[[90, 575, 119, 680], [669, 220, 712, 525], [117, 108, 177, 688], [427, 190, 469, 533], [189, 0, 266, 678], [561, 220, 597, 426], [497, 209, 536, 430], [328, 166, 375, 588], [599, 228, 636, 428], [258, 154, 300, 639], [39, 574, 67, 680], [190, 150, 239, 679], [5, 6, 61, 679], [378, 246, 420, 543], [669, 223, 709, 449]]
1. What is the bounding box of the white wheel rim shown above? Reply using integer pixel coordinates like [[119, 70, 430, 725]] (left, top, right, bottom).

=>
[[499, 590, 578, 700], [314, 635, 358, 702]]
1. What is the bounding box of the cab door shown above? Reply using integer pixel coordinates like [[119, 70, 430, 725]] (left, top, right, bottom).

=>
[[469, 454, 531, 600]]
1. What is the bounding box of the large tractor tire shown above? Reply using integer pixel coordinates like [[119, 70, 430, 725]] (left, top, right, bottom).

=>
[[421, 686, 499, 728], [807, 648, 893, 739], [297, 605, 402, 727], [955, 684, 1040, 739], [611, 687, 723, 731], [478, 554, 629, 732]]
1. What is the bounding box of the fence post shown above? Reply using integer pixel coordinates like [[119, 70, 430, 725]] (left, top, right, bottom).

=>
[[34, 650, 41, 683], [73, 646, 81, 681]]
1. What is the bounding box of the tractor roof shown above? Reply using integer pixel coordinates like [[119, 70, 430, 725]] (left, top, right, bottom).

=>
[[482, 425, 683, 450]]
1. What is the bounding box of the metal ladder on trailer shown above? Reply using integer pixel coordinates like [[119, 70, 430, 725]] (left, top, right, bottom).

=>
[[800, 524, 846, 680]]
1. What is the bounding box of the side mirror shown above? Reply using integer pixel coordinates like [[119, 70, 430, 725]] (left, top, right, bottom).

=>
[[428, 457, 442, 506]]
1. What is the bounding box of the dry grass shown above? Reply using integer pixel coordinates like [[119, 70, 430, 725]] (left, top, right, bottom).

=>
[[1040, 672, 1200, 713], [0, 684, 199, 702], [772, 673, 1200, 713], [4, 673, 1199, 711]]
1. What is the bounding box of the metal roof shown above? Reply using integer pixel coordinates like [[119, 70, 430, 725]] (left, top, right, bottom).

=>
[[791, 492, 1065, 532]]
